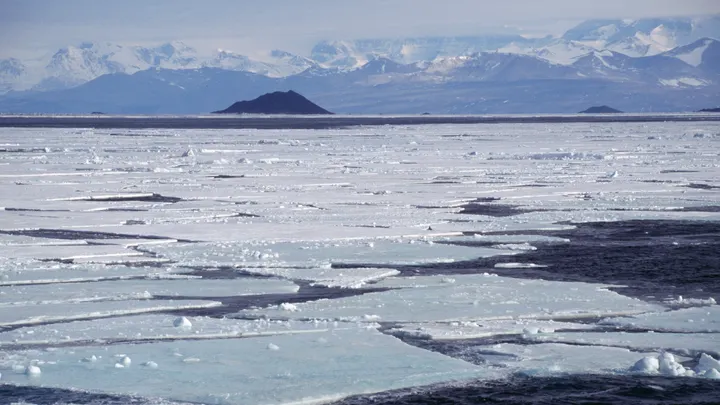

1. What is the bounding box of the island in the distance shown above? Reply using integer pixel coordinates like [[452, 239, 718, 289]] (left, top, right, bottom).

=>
[[698, 107, 720, 113], [213, 90, 333, 115], [579, 106, 623, 114]]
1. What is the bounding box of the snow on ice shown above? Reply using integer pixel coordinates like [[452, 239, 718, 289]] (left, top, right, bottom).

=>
[[0, 121, 719, 403]]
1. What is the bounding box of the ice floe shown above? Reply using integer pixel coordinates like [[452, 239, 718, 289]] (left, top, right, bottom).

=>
[[0, 328, 492, 404], [246, 274, 662, 322]]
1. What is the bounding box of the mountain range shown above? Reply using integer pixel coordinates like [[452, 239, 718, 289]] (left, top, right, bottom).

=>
[[1, 15, 718, 114]]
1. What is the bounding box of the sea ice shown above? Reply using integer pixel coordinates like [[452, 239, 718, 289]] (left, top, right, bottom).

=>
[[1, 122, 720, 403], [246, 274, 661, 322], [0, 299, 221, 328], [0, 327, 492, 404], [527, 331, 720, 356], [600, 306, 720, 333], [629, 352, 720, 378], [479, 343, 658, 376]]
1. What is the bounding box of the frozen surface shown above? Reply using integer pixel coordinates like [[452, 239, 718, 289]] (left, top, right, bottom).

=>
[[149, 238, 502, 268], [601, 307, 720, 333], [0, 299, 222, 328], [527, 331, 720, 356], [0, 261, 187, 286], [0, 278, 298, 305], [629, 352, 720, 378], [390, 319, 596, 340], [483, 343, 660, 376], [0, 122, 719, 403], [0, 328, 491, 405], [0, 315, 344, 346], [246, 274, 662, 322]]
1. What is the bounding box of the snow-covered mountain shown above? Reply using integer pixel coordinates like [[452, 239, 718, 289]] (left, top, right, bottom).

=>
[[0, 42, 315, 94], [7, 41, 203, 92], [0, 15, 718, 101], [664, 37, 720, 76], [202, 49, 318, 77], [562, 16, 720, 57], [305, 16, 720, 70], [4, 41, 716, 115], [310, 35, 539, 69]]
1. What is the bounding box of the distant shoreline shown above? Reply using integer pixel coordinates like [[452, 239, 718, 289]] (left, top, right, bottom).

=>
[[1, 114, 719, 129]]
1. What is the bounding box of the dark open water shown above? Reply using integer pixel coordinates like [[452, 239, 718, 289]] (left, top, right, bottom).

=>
[[332, 218, 720, 405]]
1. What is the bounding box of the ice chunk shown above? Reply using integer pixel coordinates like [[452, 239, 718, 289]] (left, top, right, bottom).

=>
[[173, 317, 192, 330], [664, 296, 717, 309], [491, 243, 537, 251], [696, 353, 720, 375], [494, 263, 547, 269], [658, 352, 686, 376], [25, 365, 41, 376], [630, 356, 659, 374], [118, 356, 132, 367]]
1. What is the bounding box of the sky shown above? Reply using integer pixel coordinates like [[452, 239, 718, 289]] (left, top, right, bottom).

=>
[[1, 0, 719, 58]]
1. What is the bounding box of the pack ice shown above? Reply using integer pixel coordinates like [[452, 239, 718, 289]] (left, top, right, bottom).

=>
[[1, 121, 719, 403]]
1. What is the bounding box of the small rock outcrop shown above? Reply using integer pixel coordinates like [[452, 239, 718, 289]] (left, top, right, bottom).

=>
[[213, 90, 332, 115], [579, 106, 623, 114]]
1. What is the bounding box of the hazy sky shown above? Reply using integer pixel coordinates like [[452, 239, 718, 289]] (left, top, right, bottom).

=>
[[1, 0, 719, 57]]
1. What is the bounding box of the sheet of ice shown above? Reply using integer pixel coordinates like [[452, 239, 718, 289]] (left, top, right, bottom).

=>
[[149, 238, 510, 268], [240, 266, 401, 289], [527, 331, 720, 357], [0, 278, 299, 306], [0, 328, 493, 405], [0, 244, 151, 264], [600, 306, 720, 333], [245, 274, 662, 322], [1, 122, 720, 402], [480, 343, 660, 377], [390, 319, 596, 340], [0, 261, 188, 286], [148, 238, 499, 267], [0, 315, 339, 346], [0, 299, 222, 328]]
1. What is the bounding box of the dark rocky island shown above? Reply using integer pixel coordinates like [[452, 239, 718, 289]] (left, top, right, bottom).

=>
[[698, 108, 720, 113], [579, 106, 623, 114], [213, 91, 332, 115]]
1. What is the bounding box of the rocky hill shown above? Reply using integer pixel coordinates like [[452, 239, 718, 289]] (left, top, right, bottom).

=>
[[213, 91, 332, 115]]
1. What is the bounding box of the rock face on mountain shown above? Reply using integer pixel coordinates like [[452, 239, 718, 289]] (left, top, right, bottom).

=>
[[213, 90, 332, 115], [579, 106, 623, 114]]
